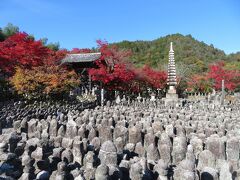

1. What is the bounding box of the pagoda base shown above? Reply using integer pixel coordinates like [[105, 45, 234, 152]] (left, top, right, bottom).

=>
[[163, 86, 179, 106]]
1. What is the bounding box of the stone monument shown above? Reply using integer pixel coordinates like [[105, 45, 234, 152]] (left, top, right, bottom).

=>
[[164, 42, 178, 105], [220, 79, 225, 105]]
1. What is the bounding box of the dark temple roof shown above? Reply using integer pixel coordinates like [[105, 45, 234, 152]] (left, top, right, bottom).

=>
[[61, 52, 101, 64]]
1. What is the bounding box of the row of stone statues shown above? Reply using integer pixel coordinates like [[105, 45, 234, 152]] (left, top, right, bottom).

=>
[[0, 97, 240, 179]]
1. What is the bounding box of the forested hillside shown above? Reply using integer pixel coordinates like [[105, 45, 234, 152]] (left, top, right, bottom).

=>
[[112, 34, 238, 75]]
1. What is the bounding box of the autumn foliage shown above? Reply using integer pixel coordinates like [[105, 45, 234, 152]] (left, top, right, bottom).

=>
[[0, 33, 52, 74], [1, 28, 240, 99], [0, 32, 80, 99], [88, 40, 167, 93], [187, 61, 240, 92], [207, 61, 240, 91], [10, 66, 80, 98], [70, 48, 92, 54], [140, 65, 167, 89], [89, 41, 134, 90], [187, 74, 212, 93]]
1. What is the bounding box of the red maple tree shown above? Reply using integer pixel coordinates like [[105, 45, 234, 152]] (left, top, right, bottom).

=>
[[0, 33, 56, 74], [0, 32, 72, 76], [141, 65, 167, 89], [207, 61, 240, 91], [89, 40, 167, 92], [88, 40, 136, 91], [70, 48, 92, 54], [187, 74, 212, 92]]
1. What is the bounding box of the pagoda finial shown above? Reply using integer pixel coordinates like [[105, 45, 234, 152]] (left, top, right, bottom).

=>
[[170, 42, 174, 52]]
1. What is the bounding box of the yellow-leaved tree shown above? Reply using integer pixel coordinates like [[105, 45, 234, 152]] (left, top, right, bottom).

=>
[[10, 65, 80, 99]]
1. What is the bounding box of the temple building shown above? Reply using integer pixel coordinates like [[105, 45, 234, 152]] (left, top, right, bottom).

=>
[[61, 52, 101, 87], [61, 52, 101, 69]]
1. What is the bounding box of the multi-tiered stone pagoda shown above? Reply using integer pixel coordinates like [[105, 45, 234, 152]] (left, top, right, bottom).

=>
[[165, 42, 178, 102]]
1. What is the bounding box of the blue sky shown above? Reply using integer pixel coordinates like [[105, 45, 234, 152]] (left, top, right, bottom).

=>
[[0, 0, 239, 54]]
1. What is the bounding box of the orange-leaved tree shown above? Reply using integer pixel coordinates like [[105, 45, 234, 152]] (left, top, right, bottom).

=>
[[10, 65, 80, 99], [187, 74, 212, 93]]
